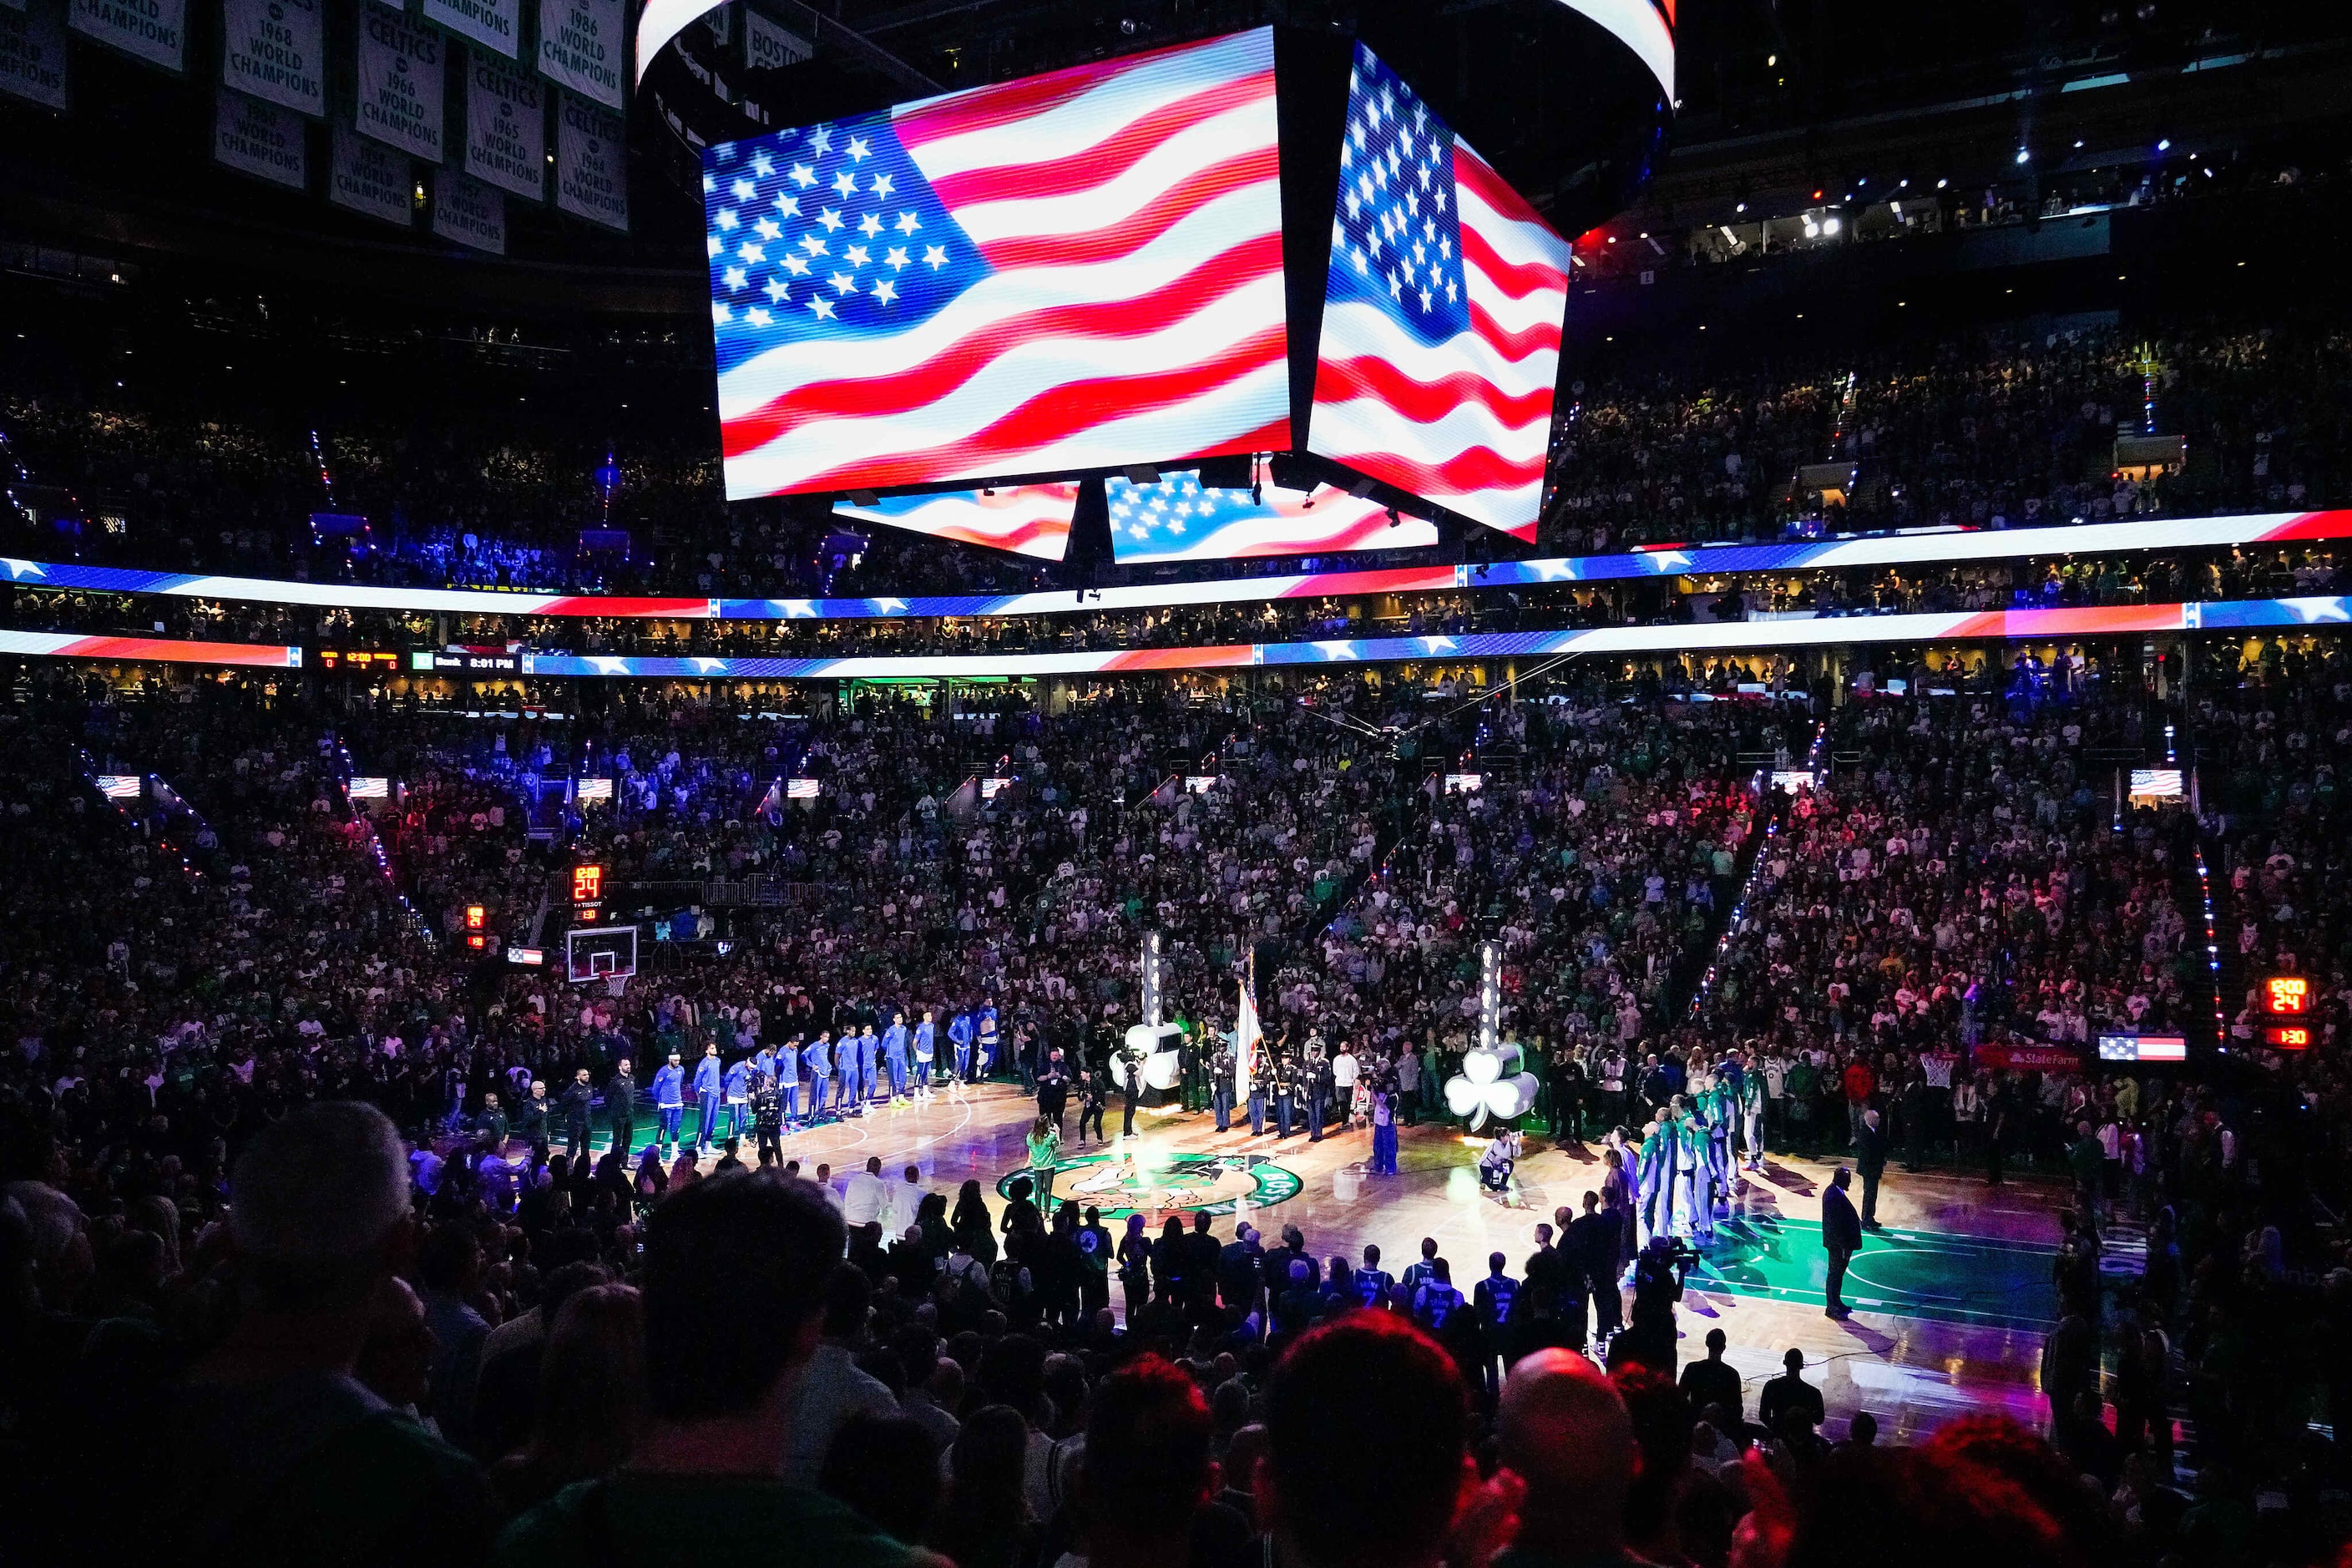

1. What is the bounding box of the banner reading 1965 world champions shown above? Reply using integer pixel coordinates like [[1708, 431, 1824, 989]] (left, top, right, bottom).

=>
[[219, 0, 321, 116], [465, 44, 544, 200], [536, 0, 620, 109]]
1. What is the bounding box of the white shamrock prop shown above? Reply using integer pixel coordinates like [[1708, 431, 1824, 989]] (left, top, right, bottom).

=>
[[1444, 1044, 1540, 1130]]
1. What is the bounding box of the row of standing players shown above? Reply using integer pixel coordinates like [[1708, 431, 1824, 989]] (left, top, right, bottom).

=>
[[529, 1007, 1007, 1166]]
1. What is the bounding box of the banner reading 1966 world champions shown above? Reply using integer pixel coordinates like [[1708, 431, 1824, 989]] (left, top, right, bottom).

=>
[[356, 8, 444, 163]]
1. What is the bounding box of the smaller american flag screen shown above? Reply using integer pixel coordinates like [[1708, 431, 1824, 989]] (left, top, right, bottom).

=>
[[1308, 44, 1570, 541], [834, 483, 1080, 562], [1107, 468, 1437, 564], [705, 28, 1289, 500]]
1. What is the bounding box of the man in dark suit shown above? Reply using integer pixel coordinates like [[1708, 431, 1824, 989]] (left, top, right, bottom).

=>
[[602, 1058, 638, 1163], [1854, 1107, 1889, 1230], [1218, 1222, 1266, 1317], [1820, 1165, 1863, 1318], [558, 1067, 595, 1166]]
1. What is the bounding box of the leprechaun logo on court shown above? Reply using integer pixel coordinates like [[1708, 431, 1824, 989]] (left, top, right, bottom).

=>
[[998, 1150, 1302, 1220]]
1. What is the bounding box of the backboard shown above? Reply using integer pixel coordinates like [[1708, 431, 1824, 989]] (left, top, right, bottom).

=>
[[565, 924, 640, 984]]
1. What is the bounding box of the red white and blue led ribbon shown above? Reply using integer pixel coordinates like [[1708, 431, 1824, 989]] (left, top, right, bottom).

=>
[[5, 507, 2348, 622]]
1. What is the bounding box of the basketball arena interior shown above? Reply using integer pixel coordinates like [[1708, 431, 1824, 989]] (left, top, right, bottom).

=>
[[3, 3, 2350, 1566]]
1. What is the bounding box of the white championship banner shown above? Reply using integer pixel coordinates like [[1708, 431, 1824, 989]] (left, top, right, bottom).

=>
[[554, 92, 627, 230], [356, 9, 445, 161], [220, 0, 322, 115], [432, 169, 507, 252], [330, 119, 414, 225], [68, 0, 183, 70], [464, 44, 544, 199], [214, 89, 307, 187], [421, 0, 518, 58], [0, 0, 68, 109], [536, 0, 621, 109]]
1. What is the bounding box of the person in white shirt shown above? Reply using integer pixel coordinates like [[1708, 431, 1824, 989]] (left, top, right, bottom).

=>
[[840, 1156, 890, 1229], [1331, 1044, 1360, 1126]]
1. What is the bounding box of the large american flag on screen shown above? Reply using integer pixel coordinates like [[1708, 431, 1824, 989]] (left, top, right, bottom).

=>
[[1106, 470, 1439, 564], [1307, 45, 1570, 542], [704, 28, 1290, 501], [834, 483, 1080, 562]]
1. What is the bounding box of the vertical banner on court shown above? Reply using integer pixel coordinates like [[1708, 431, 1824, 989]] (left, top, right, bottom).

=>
[[536, 0, 620, 109], [356, 9, 444, 162], [420, 0, 516, 58], [554, 92, 626, 231], [68, 0, 185, 70], [432, 170, 506, 253], [330, 119, 413, 226], [464, 44, 544, 198], [0, 0, 68, 108], [741, 8, 806, 70], [214, 89, 307, 187], [220, 0, 322, 115]]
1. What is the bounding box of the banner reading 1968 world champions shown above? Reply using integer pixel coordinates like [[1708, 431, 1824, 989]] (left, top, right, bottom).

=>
[[219, 0, 321, 116]]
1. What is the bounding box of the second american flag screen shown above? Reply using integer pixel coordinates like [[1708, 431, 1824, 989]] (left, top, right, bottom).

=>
[[700, 28, 1569, 554]]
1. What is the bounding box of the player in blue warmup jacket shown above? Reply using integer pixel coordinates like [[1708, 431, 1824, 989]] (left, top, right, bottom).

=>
[[913, 1010, 938, 1100], [803, 1033, 832, 1120], [651, 1051, 687, 1160], [883, 1014, 912, 1105], [948, 1009, 975, 1083]]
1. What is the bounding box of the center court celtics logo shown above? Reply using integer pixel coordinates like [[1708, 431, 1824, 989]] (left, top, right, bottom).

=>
[[998, 1151, 1302, 1220]]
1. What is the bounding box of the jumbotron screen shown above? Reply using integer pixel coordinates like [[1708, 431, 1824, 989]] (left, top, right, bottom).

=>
[[703, 28, 1290, 502], [1307, 44, 1571, 542], [834, 483, 1080, 562], [1105, 469, 1438, 564]]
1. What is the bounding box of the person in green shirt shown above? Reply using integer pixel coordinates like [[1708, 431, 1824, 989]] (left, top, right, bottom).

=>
[[493, 1173, 921, 1568]]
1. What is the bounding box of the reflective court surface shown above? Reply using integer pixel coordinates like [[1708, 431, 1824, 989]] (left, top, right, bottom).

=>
[[640, 1081, 2065, 1443]]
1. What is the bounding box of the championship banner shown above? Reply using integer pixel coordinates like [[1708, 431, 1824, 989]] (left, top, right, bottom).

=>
[[220, 0, 322, 115], [431, 169, 506, 252], [421, 0, 517, 58], [214, 89, 307, 188], [357, 10, 445, 161], [0, 0, 68, 109], [554, 92, 626, 230], [329, 119, 414, 226], [464, 44, 544, 198], [741, 7, 806, 69], [536, 0, 620, 109], [0, 0, 24, 16], [68, 0, 185, 71]]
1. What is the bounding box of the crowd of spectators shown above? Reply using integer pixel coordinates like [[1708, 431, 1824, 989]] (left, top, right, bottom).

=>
[[5, 648, 2352, 1568], [8, 316, 2352, 608]]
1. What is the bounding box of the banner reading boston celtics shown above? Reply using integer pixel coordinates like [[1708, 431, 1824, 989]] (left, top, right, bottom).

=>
[[214, 89, 307, 188], [420, 0, 516, 58], [554, 92, 625, 231], [0, 0, 68, 109], [356, 8, 443, 162], [536, 0, 619, 110], [68, 0, 184, 71], [464, 44, 543, 199], [220, 0, 322, 116]]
